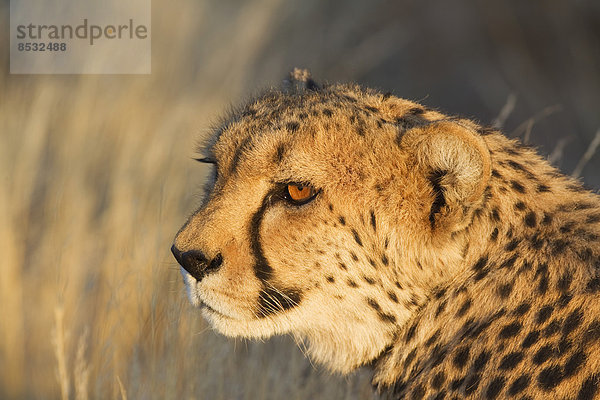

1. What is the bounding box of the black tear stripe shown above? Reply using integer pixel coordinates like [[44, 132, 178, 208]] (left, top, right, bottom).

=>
[[249, 189, 303, 317], [250, 191, 275, 282]]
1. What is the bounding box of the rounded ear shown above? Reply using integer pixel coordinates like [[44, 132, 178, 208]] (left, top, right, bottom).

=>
[[404, 121, 492, 231]]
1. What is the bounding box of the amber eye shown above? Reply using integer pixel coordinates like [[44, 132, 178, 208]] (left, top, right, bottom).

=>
[[285, 183, 318, 205]]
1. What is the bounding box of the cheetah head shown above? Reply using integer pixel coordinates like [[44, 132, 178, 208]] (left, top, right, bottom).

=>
[[172, 71, 491, 373]]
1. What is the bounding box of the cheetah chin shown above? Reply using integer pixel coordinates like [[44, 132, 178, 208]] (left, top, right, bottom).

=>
[[173, 69, 600, 398]]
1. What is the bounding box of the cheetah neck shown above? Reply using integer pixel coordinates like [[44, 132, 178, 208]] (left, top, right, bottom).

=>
[[371, 134, 600, 393]]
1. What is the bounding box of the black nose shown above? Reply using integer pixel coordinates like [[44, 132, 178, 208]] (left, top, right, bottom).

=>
[[171, 245, 223, 281]]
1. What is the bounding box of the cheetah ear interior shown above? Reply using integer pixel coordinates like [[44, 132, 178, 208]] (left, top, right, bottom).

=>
[[283, 68, 320, 92], [410, 121, 492, 231]]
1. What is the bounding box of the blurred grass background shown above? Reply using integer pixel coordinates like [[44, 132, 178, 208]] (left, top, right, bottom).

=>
[[1, 0, 599, 399]]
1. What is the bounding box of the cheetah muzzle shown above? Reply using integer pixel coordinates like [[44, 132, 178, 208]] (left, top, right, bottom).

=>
[[172, 70, 600, 399]]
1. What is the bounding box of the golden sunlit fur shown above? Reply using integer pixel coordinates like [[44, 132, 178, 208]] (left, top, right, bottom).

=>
[[174, 70, 600, 398]]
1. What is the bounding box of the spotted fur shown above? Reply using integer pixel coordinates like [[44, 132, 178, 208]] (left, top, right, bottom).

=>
[[173, 69, 600, 399]]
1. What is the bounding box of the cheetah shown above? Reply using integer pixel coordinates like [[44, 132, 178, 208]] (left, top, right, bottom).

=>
[[172, 69, 600, 399]]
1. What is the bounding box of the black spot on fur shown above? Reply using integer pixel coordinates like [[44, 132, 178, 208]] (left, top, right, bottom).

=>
[[497, 282, 513, 298], [501, 255, 518, 269], [514, 201, 527, 211], [541, 212, 553, 225], [490, 227, 499, 241], [563, 309, 583, 336], [425, 329, 441, 347], [322, 108, 333, 117], [578, 375, 599, 400], [367, 298, 381, 311], [405, 322, 419, 343], [379, 312, 396, 324], [536, 305, 554, 324], [507, 160, 536, 180], [524, 211, 537, 227], [499, 351, 524, 370], [499, 322, 522, 339], [533, 345, 554, 365], [363, 275, 376, 285], [537, 365, 563, 391], [456, 298, 472, 317], [557, 272, 573, 292], [403, 348, 417, 368], [505, 239, 520, 252], [508, 375, 530, 396], [513, 302, 531, 316], [464, 373, 481, 395], [564, 350, 586, 378], [587, 213, 600, 224], [522, 330, 540, 348], [583, 321, 600, 344], [370, 210, 376, 231], [530, 233, 544, 250], [326, 276, 334, 283], [429, 343, 449, 368], [411, 384, 425, 400], [510, 180, 526, 193], [351, 229, 363, 246], [486, 376, 505, 399], [346, 279, 358, 288], [453, 346, 470, 369], [472, 256, 488, 272], [551, 239, 569, 255], [473, 350, 491, 370], [381, 254, 389, 266], [537, 183, 551, 192], [450, 376, 465, 391], [587, 277, 600, 293], [338, 216, 346, 225], [435, 299, 447, 317], [286, 121, 299, 132], [537, 275, 549, 295], [491, 207, 501, 221], [431, 371, 446, 390], [543, 319, 561, 337]]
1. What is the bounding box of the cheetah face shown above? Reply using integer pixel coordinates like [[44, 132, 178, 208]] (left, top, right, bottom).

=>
[[172, 84, 490, 372]]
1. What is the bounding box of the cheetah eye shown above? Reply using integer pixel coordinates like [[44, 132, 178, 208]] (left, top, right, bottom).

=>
[[284, 183, 318, 205]]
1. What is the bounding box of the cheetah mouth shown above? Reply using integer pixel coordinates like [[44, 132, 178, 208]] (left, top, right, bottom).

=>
[[200, 300, 240, 321]]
